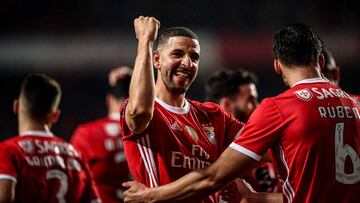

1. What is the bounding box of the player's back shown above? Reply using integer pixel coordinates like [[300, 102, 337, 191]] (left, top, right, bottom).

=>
[[271, 79, 360, 202], [0, 131, 100, 203], [71, 114, 130, 203]]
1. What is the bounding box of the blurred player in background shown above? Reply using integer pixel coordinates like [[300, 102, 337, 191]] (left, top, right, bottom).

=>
[[206, 68, 280, 195], [123, 23, 360, 203], [71, 66, 132, 203], [322, 48, 360, 105], [119, 16, 245, 202], [0, 73, 100, 203]]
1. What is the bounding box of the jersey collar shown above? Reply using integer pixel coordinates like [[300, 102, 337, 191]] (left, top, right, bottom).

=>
[[109, 112, 120, 121], [155, 97, 191, 114], [20, 130, 54, 137], [293, 77, 329, 87]]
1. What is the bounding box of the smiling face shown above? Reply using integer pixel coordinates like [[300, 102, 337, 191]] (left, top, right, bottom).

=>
[[154, 36, 200, 95]]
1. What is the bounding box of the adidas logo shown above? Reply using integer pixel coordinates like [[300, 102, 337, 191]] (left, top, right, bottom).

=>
[[171, 122, 182, 131]]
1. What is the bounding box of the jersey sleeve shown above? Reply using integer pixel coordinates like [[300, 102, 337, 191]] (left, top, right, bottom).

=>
[[0, 142, 18, 182], [230, 98, 284, 161], [119, 99, 148, 140], [71, 127, 94, 161]]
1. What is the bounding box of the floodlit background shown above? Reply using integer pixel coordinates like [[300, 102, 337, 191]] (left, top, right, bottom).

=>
[[1, 0, 359, 140]]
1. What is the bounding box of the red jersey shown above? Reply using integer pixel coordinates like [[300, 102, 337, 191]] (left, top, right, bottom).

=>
[[71, 113, 130, 203], [230, 78, 360, 203], [0, 131, 100, 203], [350, 93, 360, 106], [120, 98, 244, 203]]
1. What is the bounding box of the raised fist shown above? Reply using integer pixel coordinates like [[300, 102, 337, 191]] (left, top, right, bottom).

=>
[[134, 16, 160, 42]]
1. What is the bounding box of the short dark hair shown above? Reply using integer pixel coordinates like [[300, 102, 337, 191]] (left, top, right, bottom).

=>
[[273, 23, 323, 67], [154, 27, 199, 50], [20, 73, 61, 120], [205, 68, 257, 103], [108, 74, 131, 99], [322, 48, 337, 71]]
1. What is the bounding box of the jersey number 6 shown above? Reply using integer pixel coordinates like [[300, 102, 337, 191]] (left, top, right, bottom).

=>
[[335, 122, 360, 184]]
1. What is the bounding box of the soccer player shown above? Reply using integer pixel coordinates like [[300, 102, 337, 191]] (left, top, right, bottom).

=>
[[0, 74, 101, 203], [322, 48, 360, 105], [206, 68, 280, 194], [119, 16, 244, 202], [71, 66, 132, 203], [122, 23, 360, 203], [205, 68, 258, 125]]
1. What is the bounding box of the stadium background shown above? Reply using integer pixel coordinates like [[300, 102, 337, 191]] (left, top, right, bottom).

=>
[[0, 0, 359, 141]]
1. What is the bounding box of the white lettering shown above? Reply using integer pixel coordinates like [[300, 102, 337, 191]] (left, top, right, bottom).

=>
[[312, 88, 324, 99]]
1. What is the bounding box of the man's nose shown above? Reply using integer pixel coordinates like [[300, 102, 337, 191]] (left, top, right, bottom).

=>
[[181, 55, 193, 68]]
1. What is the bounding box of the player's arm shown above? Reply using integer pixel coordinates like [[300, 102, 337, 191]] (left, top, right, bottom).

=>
[[123, 147, 258, 202], [0, 179, 15, 203], [125, 16, 160, 133]]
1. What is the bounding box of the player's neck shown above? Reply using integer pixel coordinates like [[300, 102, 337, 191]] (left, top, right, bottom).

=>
[[284, 66, 322, 88], [18, 117, 51, 134], [155, 86, 186, 108]]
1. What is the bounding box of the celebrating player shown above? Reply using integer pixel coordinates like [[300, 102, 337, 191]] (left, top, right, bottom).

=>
[[123, 23, 360, 203], [119, 16, 245, 202], [71, 66, 132, 203], [0, 74, 101, 203]]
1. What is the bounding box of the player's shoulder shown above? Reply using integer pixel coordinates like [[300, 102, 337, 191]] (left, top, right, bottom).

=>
[[0, 135, 22, 148], [76, 117, 110, 132], [189, 99, 222, 112]]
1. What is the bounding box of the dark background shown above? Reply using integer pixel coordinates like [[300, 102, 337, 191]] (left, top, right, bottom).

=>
[[1, 0, 359, 141]]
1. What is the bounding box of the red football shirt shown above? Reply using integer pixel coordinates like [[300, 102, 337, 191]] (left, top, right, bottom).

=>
[[71, 113, 130, 203], [230, 78, 360, 203], [0, 130, 100, 203], [120, 98, 244, 203]]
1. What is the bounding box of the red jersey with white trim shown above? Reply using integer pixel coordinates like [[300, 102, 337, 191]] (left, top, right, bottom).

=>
[[120, 98, 244, 203], [230, 78, 360, 203], [350, 93, 360, 106], [71, 113, 130, 203], [0, 131, 101, 203]]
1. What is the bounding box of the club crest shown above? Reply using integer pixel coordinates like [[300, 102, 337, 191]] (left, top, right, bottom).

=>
[[202, 124, 216, 145], [294, 89, 313, 101], [18, 140, 34, 154]]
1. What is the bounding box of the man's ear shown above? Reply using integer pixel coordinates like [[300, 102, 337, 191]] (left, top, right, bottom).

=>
[[274, 59, 283, 75], [319, 54, 325, 70], [50, 110, 61, 124], [219, 97, 232, 113], [13, 99, 19, 114], [153, 51, 161, 70]]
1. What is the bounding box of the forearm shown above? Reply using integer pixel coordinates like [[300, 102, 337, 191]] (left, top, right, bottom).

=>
[[149, 168, 222, 201], [127, 39, 155, 130], [247, 192, 283, 203]]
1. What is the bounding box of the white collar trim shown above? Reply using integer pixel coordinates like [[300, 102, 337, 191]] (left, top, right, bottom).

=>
[[293, 77, 329, 87], [20, 130, 54, 137], [109, 112, 120, 121], [155, 97, 190, 114]]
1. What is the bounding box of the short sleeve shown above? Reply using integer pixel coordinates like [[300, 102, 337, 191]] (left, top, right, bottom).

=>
[[230, 98, 284, 161], [119, 99, 148, 140], [0, 142, 18, 182]]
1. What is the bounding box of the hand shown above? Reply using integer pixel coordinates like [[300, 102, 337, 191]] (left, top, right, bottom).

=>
[[123, 181, 153, 203], [235, 179, 257, 200], [134, 16, 160, 42], [108, 66, 133, 86]]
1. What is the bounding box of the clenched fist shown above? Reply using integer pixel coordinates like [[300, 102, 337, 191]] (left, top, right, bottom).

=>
[[134, 16, 160, 42]]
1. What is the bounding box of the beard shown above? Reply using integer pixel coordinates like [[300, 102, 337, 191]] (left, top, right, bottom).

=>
[[160, 65, 194, 95]]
